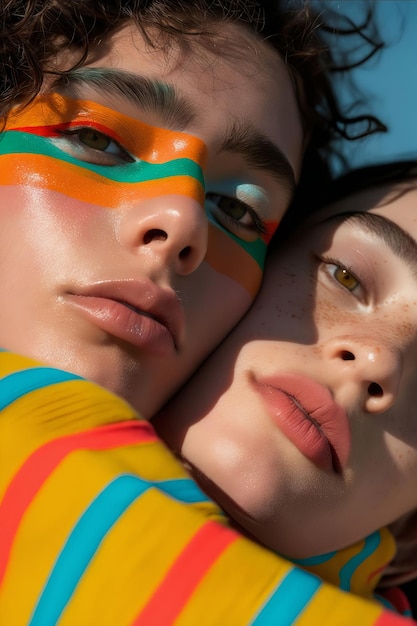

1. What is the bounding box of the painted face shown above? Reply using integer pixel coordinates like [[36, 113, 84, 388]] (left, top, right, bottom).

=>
[[0, 21, 303, 417], [155, 180, 417, 558]]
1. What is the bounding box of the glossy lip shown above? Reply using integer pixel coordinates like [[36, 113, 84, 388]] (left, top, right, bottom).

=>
[[251, 373, 351, 473], [66, 279, 184, 355]]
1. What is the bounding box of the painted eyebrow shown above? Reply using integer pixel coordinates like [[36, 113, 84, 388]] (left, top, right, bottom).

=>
[[221, 122, 296, 199], [51, 67, 196, 130], [328, 211, 417, 279]]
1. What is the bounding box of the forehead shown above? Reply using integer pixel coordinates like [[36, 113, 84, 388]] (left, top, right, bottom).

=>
[[86, 20, 285, 91], [52, 20, 303, 180], [313, 182, 417, 239]]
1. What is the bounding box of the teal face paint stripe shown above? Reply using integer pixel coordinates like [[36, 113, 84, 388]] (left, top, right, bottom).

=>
[[207, 211, 267, 269], [0, 367, 83, 411], [339, 531, 382, 592], [0, 131, 205, 187], [250, 568, 321, 626]]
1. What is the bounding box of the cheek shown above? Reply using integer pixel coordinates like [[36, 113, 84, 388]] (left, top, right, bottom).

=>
[[0, 185, 109, 291], [2, 150, 119, 208], [191, 261, 253, 343], [205, 223, 264, 299], [0, 187, 42, 273]]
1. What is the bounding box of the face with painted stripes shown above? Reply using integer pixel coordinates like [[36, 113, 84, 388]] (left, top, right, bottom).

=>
[[0, 21, 303, 417]]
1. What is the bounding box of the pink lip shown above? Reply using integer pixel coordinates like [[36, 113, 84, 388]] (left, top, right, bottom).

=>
[[251, 373, 350, 473], [67, 280, 184, 355]]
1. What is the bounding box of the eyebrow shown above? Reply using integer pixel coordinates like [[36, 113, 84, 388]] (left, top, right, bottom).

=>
[[52, 67, 196, 130], [221, 122, 296, 199], [328, 211, 417, 280], [52, 67, 296, 195]]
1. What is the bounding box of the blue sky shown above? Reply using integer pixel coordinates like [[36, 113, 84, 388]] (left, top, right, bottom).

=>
[[315, 1, 417, 173]]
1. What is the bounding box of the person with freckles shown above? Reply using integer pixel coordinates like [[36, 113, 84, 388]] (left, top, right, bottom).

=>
[[155, 161, 417, 618], [0, 1, 403, 624]]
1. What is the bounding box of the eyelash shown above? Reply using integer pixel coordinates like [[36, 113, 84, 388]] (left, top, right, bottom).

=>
[[206, 192, 268, 239], [319, 255, 365, 298], [55, 125, 134, 164]]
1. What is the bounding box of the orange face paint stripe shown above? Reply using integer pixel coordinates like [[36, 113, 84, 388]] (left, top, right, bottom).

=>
[[6, 94, 207, 165], [0, 153, 206, 208], [205, 223, 263, 297]]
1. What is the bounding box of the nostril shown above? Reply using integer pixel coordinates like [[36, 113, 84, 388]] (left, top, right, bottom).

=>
[[368, 382, 383, 397], [341, 351, 355, 361], [179, 246, 192, 260], [144, 229, 167, 244]]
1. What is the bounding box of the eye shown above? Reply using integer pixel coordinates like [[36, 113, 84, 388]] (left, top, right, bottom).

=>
[[206, 192, 267, 242], [332, 266, 359, 291], [54, 126, 134, 165], [321, 256, 364, 298], [78, 128, 114, 152]]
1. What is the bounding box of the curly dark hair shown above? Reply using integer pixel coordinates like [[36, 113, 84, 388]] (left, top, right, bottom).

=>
[[0, 0, 385, 180]]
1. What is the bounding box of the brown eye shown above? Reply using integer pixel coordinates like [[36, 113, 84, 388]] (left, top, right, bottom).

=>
[[207, 194, 248, 221], [78, 128, 111, 151], [334, 267, 359, 291], [205, 192, 267, 242], [217, 197, 247, 220]]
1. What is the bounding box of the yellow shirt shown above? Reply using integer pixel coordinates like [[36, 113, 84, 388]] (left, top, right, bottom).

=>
[[0, 350, 412, 625]]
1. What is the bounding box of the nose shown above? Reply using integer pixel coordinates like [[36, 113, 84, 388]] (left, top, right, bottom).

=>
[[324, 337, 402, 414], [118, 193, 208, 276]]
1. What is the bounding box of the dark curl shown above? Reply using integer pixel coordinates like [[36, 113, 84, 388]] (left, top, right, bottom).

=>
[[0, 0, 385, 165]]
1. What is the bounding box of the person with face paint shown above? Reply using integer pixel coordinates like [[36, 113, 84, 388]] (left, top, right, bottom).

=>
[[3, 164, 416, 623], [154, 161, 417, 618], [0, 0, 386, 419], [1, 1, 404, 624], [0, 34, 302, 419]]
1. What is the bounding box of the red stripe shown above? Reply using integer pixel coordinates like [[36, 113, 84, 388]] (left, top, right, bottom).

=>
[[132, 521, 238, 625], [8, 124, 62, 137], [10, 121, 124, 145], [0, 420, 157, 584], [378, 588, 413, 616], [375, 610, 415, 625]]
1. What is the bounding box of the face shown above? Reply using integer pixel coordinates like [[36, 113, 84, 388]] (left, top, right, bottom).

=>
[[155, 181, 417, 557], [0, 21, 303, 417]]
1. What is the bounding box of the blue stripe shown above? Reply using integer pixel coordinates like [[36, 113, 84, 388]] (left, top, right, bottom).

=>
[[251, 568, 321, 626], [0, 367, 83, 410], [291, 550, 336, 567], [29, 475, 150, 626], [158, 478, 211, 503], [374, 592, 412, 616], [29, 473, 211, 625], [339, 531, 381, 592]]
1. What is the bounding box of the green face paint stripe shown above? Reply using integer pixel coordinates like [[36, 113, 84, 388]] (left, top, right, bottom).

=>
[[207, 212, 267, 269], [0, 131, 205, 188]]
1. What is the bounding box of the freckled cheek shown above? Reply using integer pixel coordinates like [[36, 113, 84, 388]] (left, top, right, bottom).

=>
[[312, 299, 350, 330]]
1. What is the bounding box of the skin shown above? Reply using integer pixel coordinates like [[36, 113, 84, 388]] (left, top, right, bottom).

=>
[[155, 180, 417, 559], [0, 20, 303, 418]]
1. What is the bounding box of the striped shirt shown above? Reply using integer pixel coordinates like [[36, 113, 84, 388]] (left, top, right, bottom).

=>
[[0, 350, 414, 625]]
